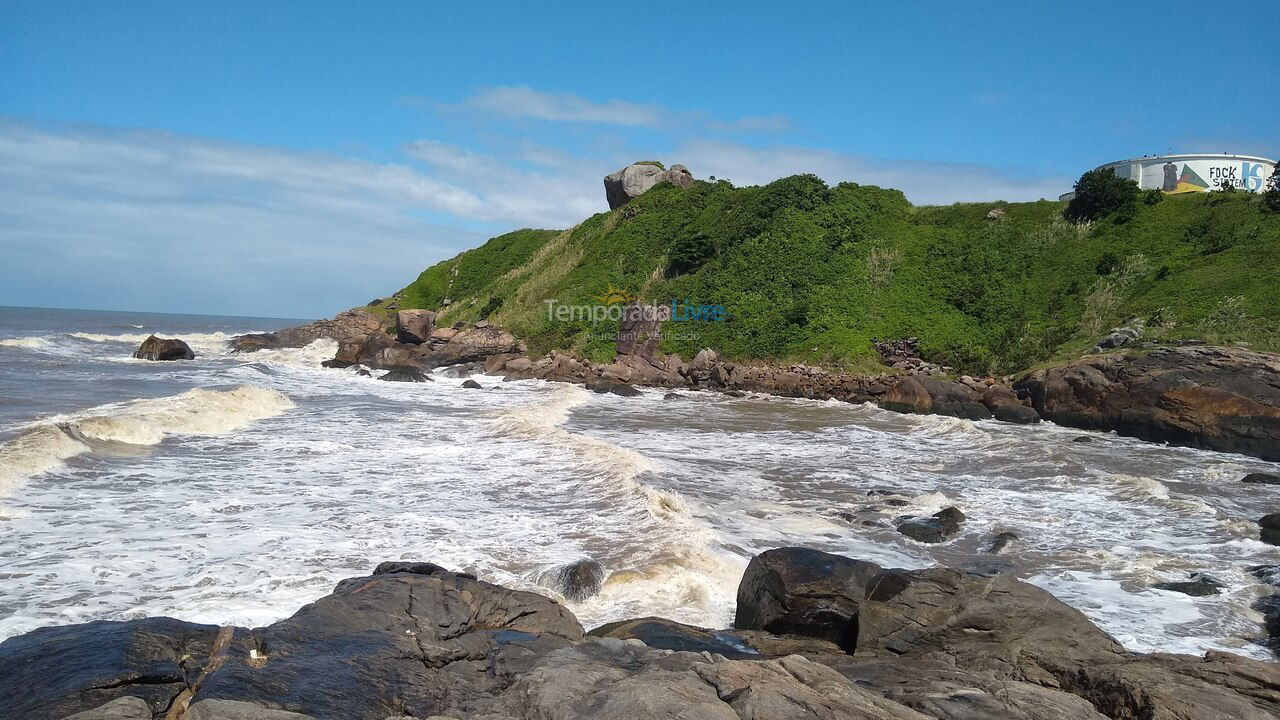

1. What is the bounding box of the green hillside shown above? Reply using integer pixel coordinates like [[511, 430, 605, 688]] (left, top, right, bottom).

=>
[[384, 176, 1280, 375]]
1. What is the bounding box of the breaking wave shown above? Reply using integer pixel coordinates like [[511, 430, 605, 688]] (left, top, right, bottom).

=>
[[0, 337, 50, 350], [493, 384, 682, 519], [0, 386, 293, 496]]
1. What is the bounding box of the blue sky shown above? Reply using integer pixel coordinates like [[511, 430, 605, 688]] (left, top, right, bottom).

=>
[[2, 1, 1277, 318]]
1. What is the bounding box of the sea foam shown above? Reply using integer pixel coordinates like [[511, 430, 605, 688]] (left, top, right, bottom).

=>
[[0, 386, 293, 496]]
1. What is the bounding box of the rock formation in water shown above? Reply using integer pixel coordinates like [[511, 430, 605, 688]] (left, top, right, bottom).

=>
[[603, 162, 695, 209], [132, 335, 195, 361], [1014, 345, 1280, 461], [3, 548, 1278, 720]]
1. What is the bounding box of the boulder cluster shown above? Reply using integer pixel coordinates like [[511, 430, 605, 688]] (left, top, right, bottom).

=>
[[4, 548, 1277, 720], [873, 337, 952, 375], [603, 162, 695, 209]]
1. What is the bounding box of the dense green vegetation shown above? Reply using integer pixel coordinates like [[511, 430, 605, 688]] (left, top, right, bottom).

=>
[[1063, 167, 1138, 223], [386, 176, 1280, 375]]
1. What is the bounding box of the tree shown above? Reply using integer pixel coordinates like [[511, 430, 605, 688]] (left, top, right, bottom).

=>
[[1265, 164, 1280, 213], [1064, 168, 1139, 223]]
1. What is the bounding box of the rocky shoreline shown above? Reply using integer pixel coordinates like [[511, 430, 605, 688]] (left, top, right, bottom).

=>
[[229, 308, 1280, 462], [3, 547, 1277, 720]]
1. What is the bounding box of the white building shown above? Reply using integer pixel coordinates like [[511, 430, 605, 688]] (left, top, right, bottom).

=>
[[1060, 153, 1276, 201]]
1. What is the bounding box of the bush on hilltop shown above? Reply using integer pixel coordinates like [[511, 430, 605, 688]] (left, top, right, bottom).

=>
[[1064, 168, 1139, 223]]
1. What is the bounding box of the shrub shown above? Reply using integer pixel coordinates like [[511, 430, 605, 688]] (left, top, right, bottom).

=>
[[668, 231, 716, 273], [1264, 166, 1280, 213], [477, 296, 503, 319], [1064, 168, 1139, 223], [1096, 251, 1120, 276]]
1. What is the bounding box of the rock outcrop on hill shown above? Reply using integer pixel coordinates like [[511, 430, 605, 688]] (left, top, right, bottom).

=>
[[132, 335, 195, 361], [1014, 345, 1280, 461], [4, 549, 1278, 720], [604, 162, 694, 209]]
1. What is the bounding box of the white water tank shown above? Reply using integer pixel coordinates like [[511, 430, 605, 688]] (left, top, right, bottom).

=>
[[1060, 153, 1276, 201]]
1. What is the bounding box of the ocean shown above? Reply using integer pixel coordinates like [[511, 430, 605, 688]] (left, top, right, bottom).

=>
[[0, 305, 1278, 659]]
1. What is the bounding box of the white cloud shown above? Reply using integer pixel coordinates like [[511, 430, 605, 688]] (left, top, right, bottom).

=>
[[451, 87, 792, 136], [456, 86, 668, 127], [0, 120, 488, 317], [403, 140, 606, 227], [675, 139, 1073, 205]]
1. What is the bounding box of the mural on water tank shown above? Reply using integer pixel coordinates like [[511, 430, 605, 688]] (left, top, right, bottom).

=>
[[1148, 158, 1271, 194]]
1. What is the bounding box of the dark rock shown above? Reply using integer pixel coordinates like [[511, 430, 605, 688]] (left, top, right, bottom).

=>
[[734, 547, 883, 652], [1250, 564, 1280, 585], [1260, 512, 1280, 545], [1153, 573, 1224, 596], [588, 617, 757, 659], [881, 376, 932, 414], [662, 392, 684, 400], [982, 385, 1041, 424], [1243, 472, 1280, 485], [193, 571, 581, 719], [131, 335, 195, 361], [395, 309, 436, 345], [1014, 346, 1280, 461], [319, 358, 353, 369], [372, 560, 454, 576], [987, 530, 1019, 554], [0, 617, 221, 720], [915, 377, 992, 420], [379, 368, 431, 383], [436, 361, 485, 378], [1252, 594, 1280, 650], [8, 548, 1280, 720], [585, 378, 641, 397], [1072, 435, 1095, 443], [461, 379, 483, 390], [897, 507, 965, 544], [538, 559, 605, 602], [354, 368, 371, 377], [851, 566, 1124, 666]]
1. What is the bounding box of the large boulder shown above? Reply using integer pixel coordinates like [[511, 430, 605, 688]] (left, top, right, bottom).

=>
[[896, 507, 966, 543], [982, 385, 1041, 424], [230, 309, 383, 353], [421, 326, 521, 368], [131, 335, 194, 361], [1014, 346, 1280, 461], [394, 309, 436, 344], [603, 163, 694, 209], [193, 567, 582, 719], [537, 559, 606, 602], [0, 617, 223, 720], [734, 547, 884, 652]]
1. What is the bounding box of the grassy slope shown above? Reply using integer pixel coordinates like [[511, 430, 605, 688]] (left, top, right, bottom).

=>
[[389, 177, 1280, 375]]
